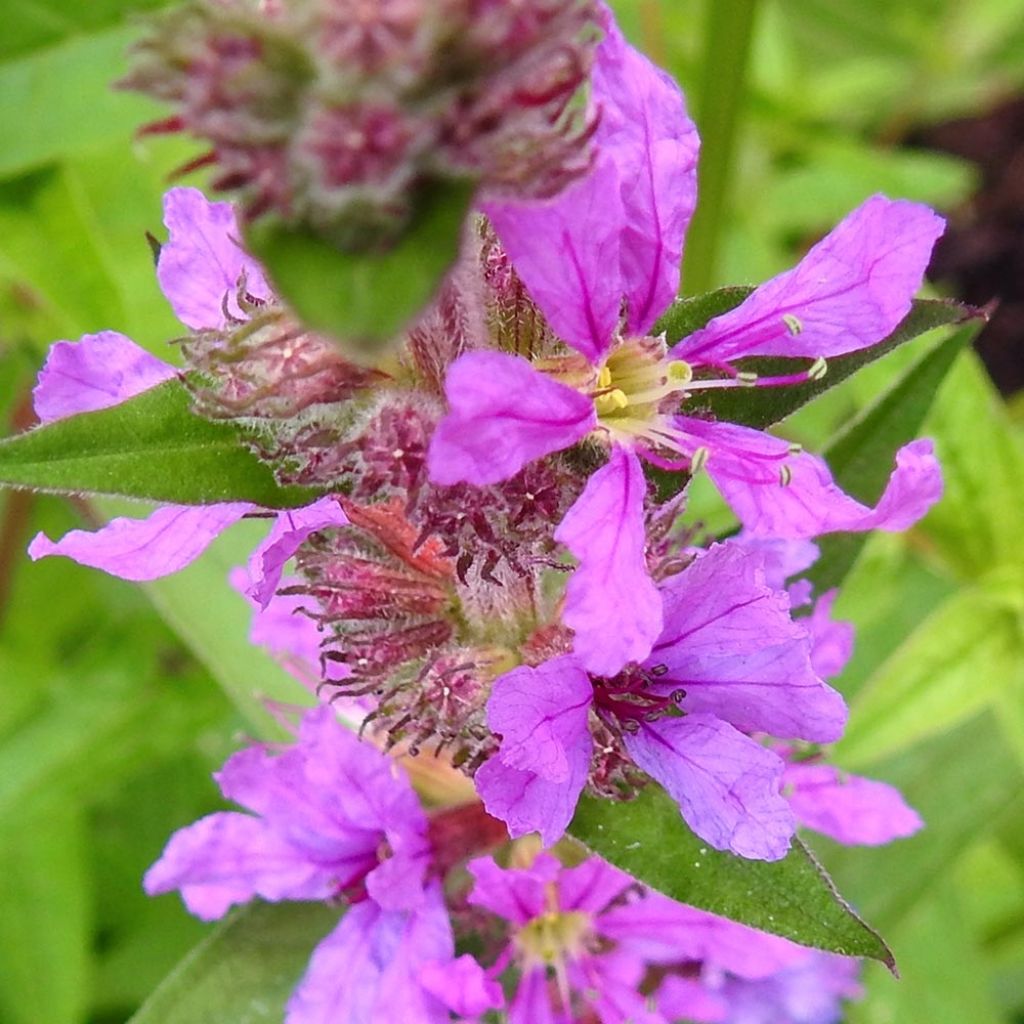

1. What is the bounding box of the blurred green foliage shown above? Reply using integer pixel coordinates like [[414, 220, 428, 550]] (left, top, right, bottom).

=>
[[1, 0, 1023, 1020]]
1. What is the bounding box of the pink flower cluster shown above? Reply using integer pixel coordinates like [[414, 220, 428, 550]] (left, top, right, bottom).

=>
[[23, 2, 945, 1018]]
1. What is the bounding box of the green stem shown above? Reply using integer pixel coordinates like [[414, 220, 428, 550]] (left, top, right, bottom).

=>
[[682, 0, 760, 295]]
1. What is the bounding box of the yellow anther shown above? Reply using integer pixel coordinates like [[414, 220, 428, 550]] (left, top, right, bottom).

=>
[[689, 446, 710, 473], [597, 365, 613, 389], [737, 371, 758, 387], [783, 314, 804, 336], [594, 388, 629, 417], [779, 464, 793, 486], [666, 360, 694, 385], [808, 357, 828, 380], [788, 442, 803, 456]]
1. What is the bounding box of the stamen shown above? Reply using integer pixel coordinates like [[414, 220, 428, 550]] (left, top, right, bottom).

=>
[[779, 464, 793, 486], [689, 446, 709, 473], [808, 356, 828, 380], [783, 314, 804, 336]]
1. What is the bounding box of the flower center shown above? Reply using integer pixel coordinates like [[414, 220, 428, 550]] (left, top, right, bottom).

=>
[[591, 339, 692, 447], [516, 903, 592, 966]]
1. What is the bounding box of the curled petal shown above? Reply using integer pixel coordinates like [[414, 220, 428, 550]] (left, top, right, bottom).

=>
[[624, 714, 796, 860], [806, 590, 855, 680], [673, 195, 945, 364], [143, 812, 332, 920], [486, 657, 594, 782], [484, 156, 624, 363], [33, 331, 176, 424], [593, 8, 699, 334], [428, 351, 595, 485], [784, 763, 923, 846], [555, 445, 663, 675], [28, 502, 254, 581], [732, 533, 820, 590], [676, 419, 943, 539], [419, 955, 504, 1016], [158, 186, 271, 330], [247, 497, 349, 608], [475, 754, 589, 849]]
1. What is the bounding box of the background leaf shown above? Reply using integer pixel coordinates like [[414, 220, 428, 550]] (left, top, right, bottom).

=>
[[129, 902, 342, 1024], [570, 788, 894, 965], [0, 382, 319, 506]]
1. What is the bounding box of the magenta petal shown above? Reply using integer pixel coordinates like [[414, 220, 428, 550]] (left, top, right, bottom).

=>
[[466, 854, 560, 924], [158, 187, 271, 330], [484, 156, 624, 363], [28, 502, 254, 581], [143, 812, 331, 920], [33, 332, 176, 424], [428, 351, 596, 485], [624, 714, 796, 860], [592, 10, 699, 334], [677, 419, 943, 539], [286, 885, 454, 1024], [649, 543, 847, 743], [555, 446, 663, 675], [475, 754, 589, 849], [785, 763, 923, 846], [419, 955, 504, 1016], [674, 195, 944, 364], [557, 856, 633, 915], [599, 897, 806, 978], [247, 497, 348, 608], [656, 976, 729, 1024], [806, 590, 855, 680], [486, 657, 594, 782]]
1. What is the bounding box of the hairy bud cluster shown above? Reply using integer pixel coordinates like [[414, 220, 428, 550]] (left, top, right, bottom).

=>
[[124, 0, 599, 242]]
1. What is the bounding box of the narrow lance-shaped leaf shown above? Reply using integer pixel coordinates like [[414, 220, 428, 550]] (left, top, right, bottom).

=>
[[0, 381, 319, 508], [129, 902, 341, 1024], [569, 787, 894, 966], [246, 179, 476, 355]]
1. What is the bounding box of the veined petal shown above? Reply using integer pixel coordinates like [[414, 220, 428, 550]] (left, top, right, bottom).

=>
[[428, 351, 595, 485], [486, 657, 594, 783], [784, 763, 922, 846], [475, 753, 589, 849], [158, 186, 271, 330], [673, 195, 944, 364], [676, 419, 943, 538], [28, 502, 254, 581], [648, 543, 847, 743], [33, 332, 176, 423], [466, 854, 561, 925], [143, 812, 333, 920], [593, 7, 699, 334], [247, 497, 349, 608], [555, 445, 663, 675], [624, 714, 796, 860], [484, 156, 624, 363], [286, 885, 454, 1024]]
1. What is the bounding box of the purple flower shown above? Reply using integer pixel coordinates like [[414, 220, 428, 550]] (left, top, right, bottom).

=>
[[145, 706, 498, 1023], [466, 851, 828, 1024], [26, 191, 347, 588], [427, 8, 943, 674], [476, 542, 846, 859]]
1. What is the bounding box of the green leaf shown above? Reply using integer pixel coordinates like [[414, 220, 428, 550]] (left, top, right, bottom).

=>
[[655, 290, 980, 432], [569, 787, 894, 966], [0, 381, 319, 506], [246, 179, 476, 351], [835, 573, 1024, 767], [806, 319, 978, 593], [0, 802, 91, 1024], [920, 351, 1024, 578], [0, 25, 161, 179], [129, 902, 341, 1024], [825, 714, 1024, 931]]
